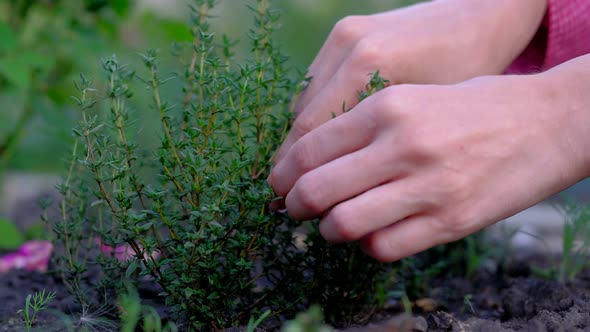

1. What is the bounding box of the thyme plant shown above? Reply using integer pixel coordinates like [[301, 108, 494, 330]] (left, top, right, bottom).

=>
[[52, 1, 400, 329]]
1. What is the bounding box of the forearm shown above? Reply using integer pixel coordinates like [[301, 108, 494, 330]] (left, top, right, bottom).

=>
[[369, 0, 548, 80], [432, 0, 548, 75], [535, 53, 590, 181]]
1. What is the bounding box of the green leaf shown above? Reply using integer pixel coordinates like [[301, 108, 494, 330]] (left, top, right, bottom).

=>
[[20, 51, 55, 72], [109, 0, 132, 16], [0, 22, 18, 53], [140, 13, 192, 42], [0, 217, 24, 250], [23, 222, 45, 241], [0, 57, 30, 89], [125, 260, 140, 278], [158, 19, 192, 42]]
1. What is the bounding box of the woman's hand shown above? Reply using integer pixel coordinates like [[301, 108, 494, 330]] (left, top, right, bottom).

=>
[[268, 70, 590, 262], [274, 0, 547, 164]]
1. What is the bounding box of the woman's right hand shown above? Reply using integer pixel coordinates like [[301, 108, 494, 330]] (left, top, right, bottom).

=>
[[273, 0, 547, 164]]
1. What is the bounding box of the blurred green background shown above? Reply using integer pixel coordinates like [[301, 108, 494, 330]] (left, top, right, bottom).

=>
[[0, 0, 421, 176]]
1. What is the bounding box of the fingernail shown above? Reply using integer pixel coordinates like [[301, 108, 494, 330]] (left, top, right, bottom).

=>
[[269, 197, 286, 211], [359, 239, 372, 256]]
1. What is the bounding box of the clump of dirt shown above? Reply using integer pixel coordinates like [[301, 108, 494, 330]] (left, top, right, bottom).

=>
[[422, 260, 590, 332]]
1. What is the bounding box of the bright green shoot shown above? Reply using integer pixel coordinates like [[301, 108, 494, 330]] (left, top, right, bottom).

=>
[[558, 201, 590, 283], [247, 310, 272, 332], [17, 289, 57, 331]]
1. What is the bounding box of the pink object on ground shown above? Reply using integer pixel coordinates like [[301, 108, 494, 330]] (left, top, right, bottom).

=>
[[97, 238, 160, 262], [99, 239, 135, 261], [0, 241, 53, 274], [507, 0, 590, 74]]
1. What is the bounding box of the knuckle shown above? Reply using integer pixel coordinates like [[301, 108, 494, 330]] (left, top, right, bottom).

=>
[[349, 37, 383, 68], [292, 175, 325, 216], [291, 140, 315, 173], [368, 87, 411, 124], [446, 205, 476, 233], [331, 15, 366, 44], [404, 137, 435, 160], [370, 94, 398, 123], [430, 214, 467, 239], [327, 205, 358, 241], [393, 125, 438, 162], [291, 114, 315, 138], [361, 235, 395, 262]]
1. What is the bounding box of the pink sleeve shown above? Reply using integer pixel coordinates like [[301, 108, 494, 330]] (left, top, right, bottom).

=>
[[506, 0, 590, 74]]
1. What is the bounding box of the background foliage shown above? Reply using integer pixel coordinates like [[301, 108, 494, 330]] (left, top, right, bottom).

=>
[[0, 0, 422, 175]]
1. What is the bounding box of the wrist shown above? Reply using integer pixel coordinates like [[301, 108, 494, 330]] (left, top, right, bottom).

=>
[[441, 0, 547, 74], [535, 54, 590, 181]]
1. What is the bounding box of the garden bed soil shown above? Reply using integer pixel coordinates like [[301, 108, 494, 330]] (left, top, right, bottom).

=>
[[2, 185, 589, 331], [1, 255, 589, 331], [417, 258, 590, 332]]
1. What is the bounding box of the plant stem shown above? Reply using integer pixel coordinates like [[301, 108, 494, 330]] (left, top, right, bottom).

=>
[[149, 65, 196, 207]]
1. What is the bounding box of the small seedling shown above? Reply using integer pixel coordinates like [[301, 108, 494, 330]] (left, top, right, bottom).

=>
[[462, 294, 475, 315], [281, 305, 334, 332], [17, 289, 57, 331], [247, 310, 272, 332], [558, 201, 590, 282], [340, 70, 390, 114], [533, 201, 590, 282]]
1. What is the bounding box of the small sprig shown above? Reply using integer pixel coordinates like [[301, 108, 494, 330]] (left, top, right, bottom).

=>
[[339, 70, 390, 115], [358, 70, 390, 101], [17, 289, 57, 332], [71, 73, 98, 111]]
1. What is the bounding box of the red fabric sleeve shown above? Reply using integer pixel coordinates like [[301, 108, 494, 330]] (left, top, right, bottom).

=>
[[506, 0, 590, 74]]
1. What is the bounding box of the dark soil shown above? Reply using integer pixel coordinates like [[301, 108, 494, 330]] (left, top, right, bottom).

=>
[[2, 255, 590, 331], [420, 259, 590, 332], [0, 264, 169, 332], [2, 190, 590, 331], [0, 269, 75, 332]]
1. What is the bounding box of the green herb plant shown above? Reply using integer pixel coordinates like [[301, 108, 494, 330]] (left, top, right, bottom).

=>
[[50, 1, 452, 330], [17, 289, 57, 332]]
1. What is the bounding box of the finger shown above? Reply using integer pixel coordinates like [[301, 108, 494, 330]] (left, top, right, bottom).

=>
[[273, 62, 373, 165], [319, 179, 425, 243], [359, 215, 457, 262], [295, 17, 371, 116], [269, 105, 377, 198], [285, 144, 398, 221]]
